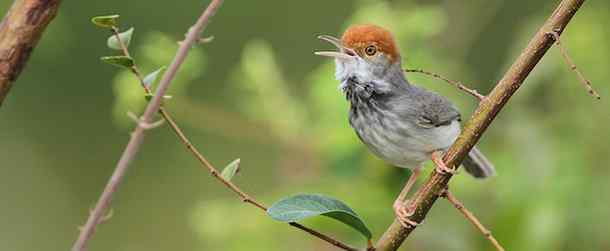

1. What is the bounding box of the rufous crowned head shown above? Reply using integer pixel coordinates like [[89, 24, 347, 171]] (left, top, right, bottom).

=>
[[340, 24, 400, 62], [316, 24, 404, 83], [315, 24, 400, 63]]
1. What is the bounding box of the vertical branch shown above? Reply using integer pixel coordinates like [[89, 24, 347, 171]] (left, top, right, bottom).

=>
[[0, 0, 61, 106], [70, 1, 224, 251], [375, 0, 587, 250]]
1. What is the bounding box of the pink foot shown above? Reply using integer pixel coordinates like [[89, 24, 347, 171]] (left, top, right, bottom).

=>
[[393, 200, 419, 228], [434, 163, 457, 175], [432, 151, 457, 175]]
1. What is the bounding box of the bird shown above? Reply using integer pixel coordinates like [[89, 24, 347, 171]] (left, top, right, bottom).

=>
[[315, 24, 495, 228]]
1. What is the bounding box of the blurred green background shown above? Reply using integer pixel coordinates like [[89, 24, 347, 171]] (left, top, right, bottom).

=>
[[1, 0, 609, 250]]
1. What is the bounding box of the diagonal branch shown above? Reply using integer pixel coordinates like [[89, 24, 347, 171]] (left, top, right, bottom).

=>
[[375, 0, 587, 250], [159, 111, 359, 251], [545, 30, 600, 99], [0, 0, 62, 106], [441, 189, 504, 251], [70, 1, 224, 250]]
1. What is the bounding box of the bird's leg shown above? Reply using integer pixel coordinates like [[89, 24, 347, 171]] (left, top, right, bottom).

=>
[[432, 151, 457, 175], [393, 168, 421, 228]]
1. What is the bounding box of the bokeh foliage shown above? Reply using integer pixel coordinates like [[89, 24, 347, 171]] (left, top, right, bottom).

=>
[[1, 0, 609, 250]]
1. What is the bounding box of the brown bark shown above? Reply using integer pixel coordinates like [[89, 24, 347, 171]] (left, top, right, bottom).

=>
[[375, 0, 587, 250], [0, 0, 61, 106]]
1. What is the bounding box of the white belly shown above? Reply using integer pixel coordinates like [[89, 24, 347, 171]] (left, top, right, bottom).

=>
[[353, 118, 461, 169]]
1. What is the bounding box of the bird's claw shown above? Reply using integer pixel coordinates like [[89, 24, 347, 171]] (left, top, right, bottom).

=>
[[393, 200, 419, 228], [432, 151, 457, 175], [434, 163, 457, 175]]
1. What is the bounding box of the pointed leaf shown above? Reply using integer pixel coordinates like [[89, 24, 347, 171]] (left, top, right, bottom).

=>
[[91, 15, 120, 28], [267, 194, 372, 240], [220, 159, 241, 181], [143, 66, 166, 88], [198, 36, 215, 44], [100, 56, 134, 68], [107, 27, 134, 50]]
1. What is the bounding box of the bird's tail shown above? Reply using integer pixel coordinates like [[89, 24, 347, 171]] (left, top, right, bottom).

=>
[[462, 146, 496, 179]]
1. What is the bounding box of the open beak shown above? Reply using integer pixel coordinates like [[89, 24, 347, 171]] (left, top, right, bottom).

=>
[[315, 35, 357, 60]]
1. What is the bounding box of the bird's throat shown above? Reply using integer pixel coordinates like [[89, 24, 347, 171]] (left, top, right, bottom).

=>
[[341, 76, 380, 104]]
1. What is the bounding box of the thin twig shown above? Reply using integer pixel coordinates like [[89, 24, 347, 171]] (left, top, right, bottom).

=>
[[70, 1, 224, 251], [546, 30, 600, 99], [157, 44, 359, 251], [289, 222, 360, 251], [102, 4, 358, 251], [440, 189, 505, 251], [376, 1, 588, 250], [161, 109, 358, 250], [405, 68, 486, 101], [158, 110, 268, 210], [110, 26, 151, 93]]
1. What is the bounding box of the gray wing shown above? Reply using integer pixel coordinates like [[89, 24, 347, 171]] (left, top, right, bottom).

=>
[[398, 84, 461, 128], [391, 84, 496, 178]]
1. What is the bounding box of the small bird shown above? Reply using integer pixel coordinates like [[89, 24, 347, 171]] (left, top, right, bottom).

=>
[[315, 24, 495, 228]]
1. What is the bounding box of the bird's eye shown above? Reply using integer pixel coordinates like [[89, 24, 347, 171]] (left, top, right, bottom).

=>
[[365, 45, 377, 56]]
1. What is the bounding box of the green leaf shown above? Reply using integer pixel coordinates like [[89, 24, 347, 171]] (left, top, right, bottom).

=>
[[220, 159, 241, 181], [107, 27, 134, 50], [143, 66, 166, 88], [267, 194, 372, 240], [100, 56, 134, 68], [91, 14, 120, 28]]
